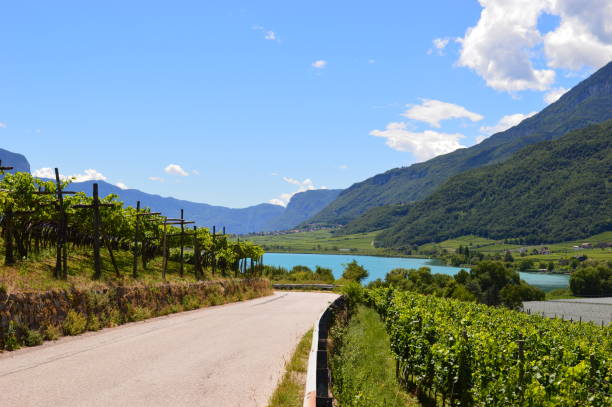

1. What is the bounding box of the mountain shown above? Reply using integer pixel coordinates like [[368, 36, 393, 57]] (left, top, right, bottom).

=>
[[65, 181, 342, 234], [3, 147, 338, 233], [373, 120, 612, 249], [0, 148, 30, 173], [67, 180, 285, 234], [305, 61, 612, 227], [262, 189, 342, 231]]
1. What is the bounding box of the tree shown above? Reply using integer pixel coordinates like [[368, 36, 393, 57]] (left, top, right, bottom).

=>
[[342, 260, 368, 283], [570, 266, 612, 296]]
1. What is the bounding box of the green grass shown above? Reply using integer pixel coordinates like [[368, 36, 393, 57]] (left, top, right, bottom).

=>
[[243, 230, 406, 257], [330, 306, 419, 407], [267, 328, 313, 407], [419, 231, 612, 263], [0, 242, 218, 293], [545, 288, 577, 300]]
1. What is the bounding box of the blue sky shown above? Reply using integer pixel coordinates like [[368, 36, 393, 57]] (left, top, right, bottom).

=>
[[1, 1, 610, 207]]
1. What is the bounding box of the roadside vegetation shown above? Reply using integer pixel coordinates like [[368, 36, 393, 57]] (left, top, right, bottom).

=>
[[267, 329, 313, 407], [367, 261, 544, 309], [330, 305, 419, 407]]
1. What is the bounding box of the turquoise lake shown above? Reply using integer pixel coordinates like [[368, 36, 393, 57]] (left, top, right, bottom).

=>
[[262, 253, 570, 291]]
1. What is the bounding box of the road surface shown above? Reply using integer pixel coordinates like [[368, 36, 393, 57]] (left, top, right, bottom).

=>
[[523, 297, 612, 325], [0, 291, 338, 407]]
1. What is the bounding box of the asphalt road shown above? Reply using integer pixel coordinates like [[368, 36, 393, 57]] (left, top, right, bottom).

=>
[[0, 291, 338, 407], [523, 297, 612, 325]]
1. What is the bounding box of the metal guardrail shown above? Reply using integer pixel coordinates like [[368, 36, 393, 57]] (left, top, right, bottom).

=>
[[303, 296, 345, 407]]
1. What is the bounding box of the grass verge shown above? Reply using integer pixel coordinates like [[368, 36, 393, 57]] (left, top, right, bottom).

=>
[[267, 328, 313, 407], [330, 305, 419, 407]]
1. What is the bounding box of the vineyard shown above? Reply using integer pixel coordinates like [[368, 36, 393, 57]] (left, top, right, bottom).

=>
[[0, 168, 265, 290], [366, 288, 611, 406]]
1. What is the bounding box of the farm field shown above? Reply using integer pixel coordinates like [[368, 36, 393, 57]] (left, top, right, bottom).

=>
[[419, 231, 612, 263], [243, 230, 406, 257]]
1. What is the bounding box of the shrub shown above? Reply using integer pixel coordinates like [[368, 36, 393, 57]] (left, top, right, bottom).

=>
[[341, 281, 364, 310], [43, 325, 61, 341], [159, 304, 183, 315], [107, 309, 122, 327], [182, 294, 201, 310], [342, 260, 369, 283], [63, 310, 87, 336], [87, 315, 102, 331], [206, 293, 224, 306], [4, 321, 21, 350], [127, 305, 152, 322], [24, 329, 44, 347]]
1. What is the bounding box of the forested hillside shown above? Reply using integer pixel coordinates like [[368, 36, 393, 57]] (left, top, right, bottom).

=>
[[374, 120, 612, 248], [0, 148, 30, 173], [306, 61, 612, 226]]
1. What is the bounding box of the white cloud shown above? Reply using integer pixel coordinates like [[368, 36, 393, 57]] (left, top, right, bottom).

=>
[[368, 59, 376, 64], [456, 0, 612, 93], [339, 164, 348, 170], [457, 1, 555, 92], [544, 87, 568, 104], [402, 99, 483, 128], [148, 176, 165, 182], [370, 122, 466, 161], [0, 122, 6, 128], [311, 60, 327, 69], [477, 111, 538, 143], [164, 164, 189, 176], [269, 177, 323, 207], [32, 168, 61, 179], [116, 182, 128, 190], [543, 0, 612, 70], [191, 169, 200, 175], [32, 168, 107, 182], [252, 25, 279, 42], [71, 169, 107, 182], [433, 38, 450, 50], [429, 37, 451, 55]]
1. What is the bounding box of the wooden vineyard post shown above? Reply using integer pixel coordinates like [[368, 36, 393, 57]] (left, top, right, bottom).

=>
[[52, 168, 76, 279], [93, 184, 101, 278], [73, 183, 115, 280], [180, 209, 184, 277], [212, 226, 216, 276], [103, 237, 121, 277], [26, 170, 75, 279], [133, 200, 141, 278], [193, 226, 203, 280], [163, 216, 195, 278], [55, 168, 66, 279], [162, 220, 168, 280], [3, 204, 14, 266], [0, 162, 14, 265], [131, 209, 161, 274]]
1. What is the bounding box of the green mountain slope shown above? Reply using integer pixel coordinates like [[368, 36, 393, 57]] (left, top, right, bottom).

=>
[[374, 120, 612, 249], [306, 61, 612, 227], [0, 148, 30, 173]]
